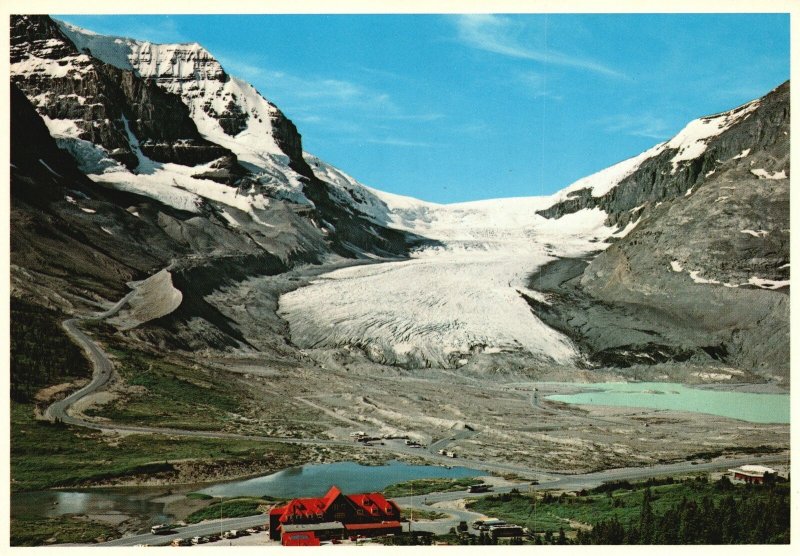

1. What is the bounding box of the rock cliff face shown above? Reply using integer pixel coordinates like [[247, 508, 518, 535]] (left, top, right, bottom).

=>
[[529, 82, 790, 381], [57, 18, 312, 195], [11, 15, 236, 171], [539, 83, 789, 228], [11, 14, 425, 260]]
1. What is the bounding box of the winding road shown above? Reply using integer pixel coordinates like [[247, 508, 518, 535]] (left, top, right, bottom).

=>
[[44, 289, 135, 424]]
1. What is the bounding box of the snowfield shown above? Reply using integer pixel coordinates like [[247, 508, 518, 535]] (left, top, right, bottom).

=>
[[279, 200, 618, 368]]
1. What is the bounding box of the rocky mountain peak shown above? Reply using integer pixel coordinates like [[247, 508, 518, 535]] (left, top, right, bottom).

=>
[[57, 21, 227, 83], [56, 18, 305, 174], [539, 81, 790, 228], [11, 15, 237, 173]]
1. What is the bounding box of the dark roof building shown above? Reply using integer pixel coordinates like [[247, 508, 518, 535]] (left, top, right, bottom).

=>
[[269, 486, 403, 541]]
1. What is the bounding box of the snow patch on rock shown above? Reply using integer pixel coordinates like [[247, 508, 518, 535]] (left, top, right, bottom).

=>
[[668, 99, 760, 174], [688, 270, 721, 285], [750, 168, 787, 180], [748, 277, 790, 290], [741, 229, 769, 238]]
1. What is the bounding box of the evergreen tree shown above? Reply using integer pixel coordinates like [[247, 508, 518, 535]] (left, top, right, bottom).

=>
[[639, 488, 655, 543]]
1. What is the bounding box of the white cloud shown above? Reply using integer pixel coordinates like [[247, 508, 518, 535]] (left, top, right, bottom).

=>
[[451, 121, 490, 136], [597, 113, 673, 140], [119, 18, 188, 45], [214, 53, 444, 150], [383, 113, 445, 122], [292, 113, 365, 135], [216, 55, 398, 114], [454, 14, 625, 79], [516, 71, 563, 100], [364, 137, 436, 148]]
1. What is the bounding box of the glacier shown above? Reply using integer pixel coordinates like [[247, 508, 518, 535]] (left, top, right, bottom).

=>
[[279, 195, 619, 368]]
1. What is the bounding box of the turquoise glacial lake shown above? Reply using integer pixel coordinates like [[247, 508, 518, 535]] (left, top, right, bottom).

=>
[[199, 460, 481, 498], [546, 382, 789, 424]]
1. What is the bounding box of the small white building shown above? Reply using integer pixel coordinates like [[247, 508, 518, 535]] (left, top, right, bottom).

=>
[[728, 464, 776, 484]]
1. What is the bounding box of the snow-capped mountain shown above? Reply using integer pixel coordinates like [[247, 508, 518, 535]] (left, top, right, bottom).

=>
[[11, 15, 423, 261], [9, 14, 790, 380], [57, 20, 311, 203]]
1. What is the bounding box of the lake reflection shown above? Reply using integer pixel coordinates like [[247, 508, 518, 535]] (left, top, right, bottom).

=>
[[11, 488, 172, 524]]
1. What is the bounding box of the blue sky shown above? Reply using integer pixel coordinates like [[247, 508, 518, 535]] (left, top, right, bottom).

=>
[[56, 14, 790, 203]]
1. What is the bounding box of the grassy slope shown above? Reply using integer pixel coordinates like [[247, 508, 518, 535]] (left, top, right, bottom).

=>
[[10, 298, 91, 403], [184, 498, 270, 524], [467, 477, 786, 534], [81, 339, 325, 438], [11, 516, 121, 547], [383, 477, 484, 498], [10, 402, 304, 492], [86, 345, 246, 431]]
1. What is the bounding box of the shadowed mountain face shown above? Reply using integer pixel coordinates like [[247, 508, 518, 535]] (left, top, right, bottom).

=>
[[9, 13, 789, 383], [10, 15, 427, 261]]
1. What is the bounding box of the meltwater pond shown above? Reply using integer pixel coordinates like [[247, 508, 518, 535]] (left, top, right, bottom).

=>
[[199, 460, 481, 498], [546, 382, 789, 424]]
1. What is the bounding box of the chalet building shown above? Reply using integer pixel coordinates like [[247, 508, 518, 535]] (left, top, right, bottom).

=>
[[728, 464, 776, 484], [269, 486, 403, 541]]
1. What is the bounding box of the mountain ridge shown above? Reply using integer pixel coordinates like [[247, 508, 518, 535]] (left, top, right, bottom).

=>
[[9, 14, 790, 382]]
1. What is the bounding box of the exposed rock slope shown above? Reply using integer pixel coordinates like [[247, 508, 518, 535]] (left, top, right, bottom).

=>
[[528, 83, 790, 381], [11, 16, 235, 172]]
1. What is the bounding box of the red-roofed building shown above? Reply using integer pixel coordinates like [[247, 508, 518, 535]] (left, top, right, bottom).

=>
[[282, 531, 321, 546], [269, 486, 403, 541]]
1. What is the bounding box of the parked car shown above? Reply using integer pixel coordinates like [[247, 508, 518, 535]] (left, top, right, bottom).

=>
[[151, 523, 175, 535], [467, 484, 491, 493]]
